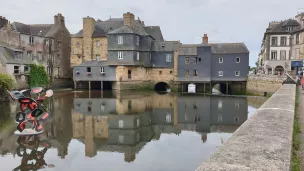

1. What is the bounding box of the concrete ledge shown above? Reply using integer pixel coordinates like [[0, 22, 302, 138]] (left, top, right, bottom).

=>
[[195, 84, 296, 171]]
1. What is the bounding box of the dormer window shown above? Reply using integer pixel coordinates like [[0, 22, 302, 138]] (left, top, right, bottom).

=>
[[118, 36, 123, 44]]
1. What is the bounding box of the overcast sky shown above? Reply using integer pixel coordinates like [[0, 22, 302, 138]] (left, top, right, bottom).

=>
[[1, 0, 304, 66]]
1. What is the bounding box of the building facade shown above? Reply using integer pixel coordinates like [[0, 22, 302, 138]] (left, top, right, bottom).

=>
[[0, 14, 72, 88], [71, 12, 249, 93], [260, 12, 304, 75]]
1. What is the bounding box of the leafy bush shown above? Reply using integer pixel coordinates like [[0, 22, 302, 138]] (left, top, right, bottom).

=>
[[28, 64, 49, 88], [0, 73, 16, 90]]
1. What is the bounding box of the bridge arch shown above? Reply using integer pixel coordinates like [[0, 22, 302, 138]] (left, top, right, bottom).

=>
[[154, 82, 170, 92]]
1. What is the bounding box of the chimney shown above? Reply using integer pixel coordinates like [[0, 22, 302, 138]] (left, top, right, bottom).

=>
[[54, 13, 65, 26], [0, 16, 8, 29], [83, 16, 96, 38], [203, 34, 208, 45], [123, 12, 135, 28]]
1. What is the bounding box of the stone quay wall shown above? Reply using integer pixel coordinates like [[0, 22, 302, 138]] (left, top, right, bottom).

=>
[[195, 84, 296, 171], [246, 74, 286, 94]]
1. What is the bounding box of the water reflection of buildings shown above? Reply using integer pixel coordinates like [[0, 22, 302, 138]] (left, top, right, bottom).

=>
[[72, 92, 248, 161]]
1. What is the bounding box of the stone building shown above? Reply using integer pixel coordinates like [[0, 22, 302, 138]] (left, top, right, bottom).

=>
[[72, 12, 249, 93], [259, 12, 304, 75], [0, 14, 72, 88], [71, 12, 180, 91]]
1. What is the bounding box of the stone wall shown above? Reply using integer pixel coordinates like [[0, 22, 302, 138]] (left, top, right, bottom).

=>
[[70, 37, 83, 66], [246, 75, 286, 94], [195, 84, 296, 171], [93, 37, 108, 60]]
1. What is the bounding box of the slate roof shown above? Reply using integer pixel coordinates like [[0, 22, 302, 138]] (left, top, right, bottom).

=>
[[11, 22, 56, 37], [179, 43, 249, 55], [209, 43, 249, 54], [108, 25, 138, 34], [144, 26, 164, 41], [152, 41, 180, 51], [72, 19, 155, 38], [266, 19, 301, 34], [179, 44, 198, 56], [0, 45, 33, 65]]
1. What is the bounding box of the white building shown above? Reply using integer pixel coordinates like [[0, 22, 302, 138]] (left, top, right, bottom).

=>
[[260, 12, 304, 75]]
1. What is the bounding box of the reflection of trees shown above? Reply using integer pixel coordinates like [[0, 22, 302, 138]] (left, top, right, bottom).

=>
[[0, 102, 11, 128]]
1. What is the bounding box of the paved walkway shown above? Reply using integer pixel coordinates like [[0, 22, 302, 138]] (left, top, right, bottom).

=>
[[299, 86, 304, 170]]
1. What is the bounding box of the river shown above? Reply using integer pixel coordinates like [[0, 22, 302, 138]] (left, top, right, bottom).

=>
[[0, 90, 268, 171]]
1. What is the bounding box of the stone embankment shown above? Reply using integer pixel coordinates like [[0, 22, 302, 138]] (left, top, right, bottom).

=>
[[246, 74, 286, 95], [196, 84, 296, 171]]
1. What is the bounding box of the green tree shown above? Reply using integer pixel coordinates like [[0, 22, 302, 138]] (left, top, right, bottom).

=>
[[0, 73, 16, 102], [28, 64, 49, 88]]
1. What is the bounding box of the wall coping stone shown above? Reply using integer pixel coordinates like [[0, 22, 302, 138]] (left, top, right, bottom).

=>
[[195, 84, 296, 171]]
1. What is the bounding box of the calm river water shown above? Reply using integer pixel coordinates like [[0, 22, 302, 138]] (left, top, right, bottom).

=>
[[0, 91, 268, 171]]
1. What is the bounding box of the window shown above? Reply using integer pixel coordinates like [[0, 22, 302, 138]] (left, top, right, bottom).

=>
[[218, 115, 223, 122], [137, 52, 139, 60], [136, 36, 139, 46], [128, 69, 131, 79], [219, 71, 223, 76], [100, 104, 105, 112], [159, 71, 162, 75], [86, 67, 91, 73], [96, 55, 100, 61], [29, 36, 34, 45], [76, 42, 80, 48], [185, 70, 189, 77], [100, 67, 105, 73], [296, 48, 300, 59], [280, 50, 286, 60], [235, 71, 240, 76], [235, 57, 240, 63], [185, 57, 190, 64], [193, 57, 198, 64], [128, 100, 132, 111], [280, 37, 286, 46], [170, 71, 173, 75], [14, 66, 19, 74], [24, 65, 29, 72], [137, 119, 140, 127], [119, 120, 124, 128], [193, 70, 198, 76], [166, 113, 171, 123], [37, 52, 42, 61], [296, 34, 300, 44], [118, 52, 123, 59], [218, 100, 222, 109], [271, 51, 277, 60], [271, 37, 277, 46], [27, 51, 32, 58], [96, 40, 100, 47], [77, 55, 81, 60], [199, 58, 201, 62], [166, 54, 172, 62], [118, 36, 123, 44], [235, 101, 240, 109], [219, 58, 223, 63]]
